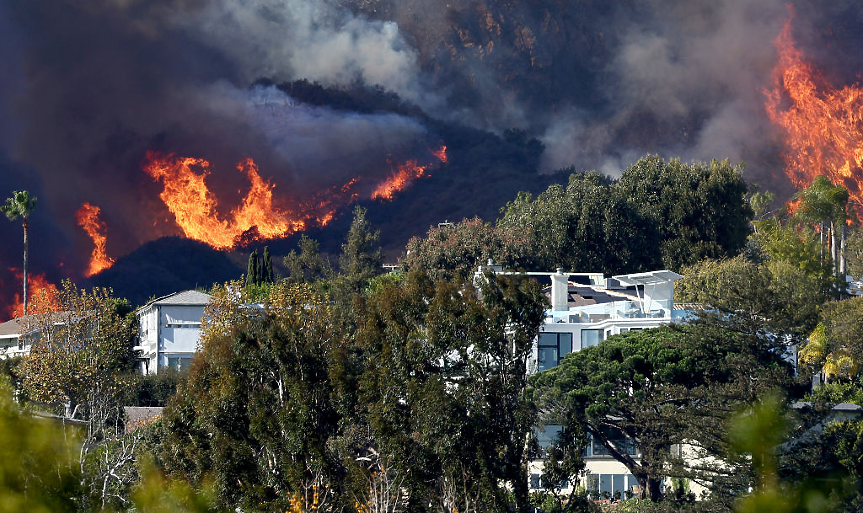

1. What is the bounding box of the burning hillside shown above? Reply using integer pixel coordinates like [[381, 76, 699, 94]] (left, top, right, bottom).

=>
[[766, 6, 863, 212], [2, 0, 863, 316], [144, 146, 446, 251]]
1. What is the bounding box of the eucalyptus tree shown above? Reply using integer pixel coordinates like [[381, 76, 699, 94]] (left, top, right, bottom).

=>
[[793, 175, 850, 283], [2, 190, 37, 315]]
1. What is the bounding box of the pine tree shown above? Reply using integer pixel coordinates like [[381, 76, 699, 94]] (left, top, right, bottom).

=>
[[246, 250, 259, 287], [338, 206, 383, 295], [263, 247, 274, 284]]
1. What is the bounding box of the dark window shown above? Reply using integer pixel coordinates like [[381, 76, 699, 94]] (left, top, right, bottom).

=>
[[538, 332, 573, 371], [581, 329, 602, 348]]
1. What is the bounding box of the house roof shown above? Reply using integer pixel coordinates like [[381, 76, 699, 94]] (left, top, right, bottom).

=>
[[612, 270, 683, 287], [0, 311, 86, 339], [542, 284, 640, 308], [141, 290, 212, 309], [0, 316, 29, 338]]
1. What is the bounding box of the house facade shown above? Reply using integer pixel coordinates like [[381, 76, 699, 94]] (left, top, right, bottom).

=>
[[0, 315, 34, 359], [477, 266, 687, 499], [134, 290, 211, 375]]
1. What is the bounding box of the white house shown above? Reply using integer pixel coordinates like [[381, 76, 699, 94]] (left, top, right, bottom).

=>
[[526, 268, 686, 498], [134, 290, 211, 375], [0, 315, 34, 358], [474, 265, 687, 499]]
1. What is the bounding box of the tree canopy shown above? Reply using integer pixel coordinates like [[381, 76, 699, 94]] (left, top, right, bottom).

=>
[[530, 323, 794, 503]]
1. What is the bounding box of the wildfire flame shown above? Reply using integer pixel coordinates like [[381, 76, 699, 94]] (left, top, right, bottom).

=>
[[430, 144, 448, 164], [765, 7, 863, 211], [144, 145, 447, 248], [372, 145, 448, 202], [371, 160, 430, 202], [144, 152, 308, 249], [7, 269, 60, 319], [76, 202, 115, 277]]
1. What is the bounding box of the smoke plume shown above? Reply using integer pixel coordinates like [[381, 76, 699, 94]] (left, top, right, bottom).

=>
[[0, 0, 862, 314]]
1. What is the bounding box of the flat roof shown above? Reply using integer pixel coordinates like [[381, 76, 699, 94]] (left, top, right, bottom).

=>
[[612, 270, 683, 286]]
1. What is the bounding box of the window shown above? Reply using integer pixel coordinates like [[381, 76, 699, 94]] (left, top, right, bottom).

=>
[[586, 474, 637, 500], [537, 332, 572, 371], [529, 473, 568, 490], [167, 356, 192, 370], [581, 329, 602, 348], [584, 429, 638, 457], [535, 424, 563, 454]]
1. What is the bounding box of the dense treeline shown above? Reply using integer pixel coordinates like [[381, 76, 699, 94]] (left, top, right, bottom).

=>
[[5, 157, 863, 512], [403, 156, 752, 280]]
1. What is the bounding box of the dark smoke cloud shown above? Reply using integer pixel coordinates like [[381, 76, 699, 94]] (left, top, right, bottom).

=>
[[539, 0, 790, 175], [0, 0, 432, 278], [1, 0, 862, 312]]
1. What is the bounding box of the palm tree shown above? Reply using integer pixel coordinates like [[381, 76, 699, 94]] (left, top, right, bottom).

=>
[[3, 191, 37, 316]]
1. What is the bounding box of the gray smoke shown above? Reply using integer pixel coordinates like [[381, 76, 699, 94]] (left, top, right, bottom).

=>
[[0, 0, 859, 295], [540, 0, 789, 175]]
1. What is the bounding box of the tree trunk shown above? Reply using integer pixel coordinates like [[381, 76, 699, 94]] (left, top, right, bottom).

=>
[[635, 471, 663, 502], [645, 476, 662, 502], [22, 219, 28, 316], [831, 220, 838, 279], [841, 223, 847, 281], [820, 221, 825, 264]]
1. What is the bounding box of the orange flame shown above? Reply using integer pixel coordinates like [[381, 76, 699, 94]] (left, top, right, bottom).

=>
[[144, 145, 446, 248], [7, 269, 60, 319], [765, 7, 863, 211], [371, 146, 448, 202], [76, 202, 115, 277], [372, 160, 430, 202], [144, 152, 308, 249], [431, 144, 448, 164]]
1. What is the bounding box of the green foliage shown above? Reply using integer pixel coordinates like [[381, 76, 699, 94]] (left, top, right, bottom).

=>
[[159, 281, 349, 512], [355, 269, 547, 513], [799, 297, 863, 382], [792, 176, 849, 229], [336, 205, 384, 295], [805, 382, 863, 406], [530, 324, 793, 502], [0, 377, 80, 512], [3, 190, 37, 315], [262, 246, 274, 284], [246, 249, 259, 288], [2, 189, 37, 222], [616, 156, 752, 270], [498, 156, 752, 274], [845, 226, 863, 279], [284, 234, 333, 285], [402, 216, 531, 281], [118, 369, 185, 407], [750, 218, 835, 295], [19, 281, 136, 420], [676, 256, 823, 338], [499, 171, 660, 275], [730, 395, 859, 513]]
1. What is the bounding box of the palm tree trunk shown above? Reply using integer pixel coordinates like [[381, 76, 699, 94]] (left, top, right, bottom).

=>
[[841, 223, 847, 279], [22, 219, 28, 316], [831, 220, 838, 279]]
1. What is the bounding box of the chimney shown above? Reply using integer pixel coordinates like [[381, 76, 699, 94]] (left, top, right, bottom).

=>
[[551, 268, 569, 311]]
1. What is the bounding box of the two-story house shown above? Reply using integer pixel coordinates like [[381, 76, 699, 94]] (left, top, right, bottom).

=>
[[475, 265, 686, 499], [134, 290, 211, 375]]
